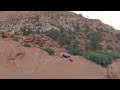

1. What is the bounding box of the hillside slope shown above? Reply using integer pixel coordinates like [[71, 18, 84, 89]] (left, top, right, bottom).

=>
[[0, 11, 120, 79], [0, 11, 120, 50], [0, 38, 106, 79]]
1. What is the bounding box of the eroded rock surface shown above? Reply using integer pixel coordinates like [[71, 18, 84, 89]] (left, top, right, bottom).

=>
[[0, 39, 106, 79], [106, 60, 120, 79]]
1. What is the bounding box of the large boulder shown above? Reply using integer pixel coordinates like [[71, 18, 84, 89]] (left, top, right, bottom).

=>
[[106, 59, 120, 79]]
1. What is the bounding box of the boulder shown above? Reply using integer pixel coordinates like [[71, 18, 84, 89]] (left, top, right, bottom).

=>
[[106, 59, 120, 79]]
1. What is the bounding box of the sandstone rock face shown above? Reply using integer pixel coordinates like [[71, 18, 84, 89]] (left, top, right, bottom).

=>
[[106, 60, 120, 79], [24, 34, 34, 42], [0, 39, 106, 79]]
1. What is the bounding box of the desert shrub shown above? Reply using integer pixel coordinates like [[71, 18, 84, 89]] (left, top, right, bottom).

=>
[[14, 31, 19, 35], [35, 15, 40, 22], [51, 16, 54, 19], [66, 46, 84, 56], [66, 29, 73, 34], [1, 32, 7, 38], [68, 39, 79, 49], [32, 15, 40, 24], [106, 45, 113, 50], [68, 35, 76, 40], [43, 48, 54, 55], [96, 50, 120, 60], [85, 51, 113, 67], [85, 40, 92, 51], [59, 26, 66, 34], [85, 40, 102, 51], [12, 37, 18, 41], [45, 28, 60, 41], [45, 28, 70, 47], [36, 29, 41, 34], [58, 34, 69, 46], [20, 26, 33, 36], [45, 27, 79, 47], [26, 29, 32, 36], [96, 28, 105, 32], [24, 30, 30, 36], [24, 43, 31, 47], [11, 34, 15, 38], [107, 51, 120, 60], [115, 33, 120, 40], [86, 31, 103, 50], [84, 28, 90, 33], [38, 40, 45, 47], [31, 31, 36, 35], [72, 21, 80, 32], [83, 25, 91, 33]]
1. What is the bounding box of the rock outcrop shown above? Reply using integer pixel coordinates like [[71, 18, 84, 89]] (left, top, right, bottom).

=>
[[24, 34, 34, 42], [106, 59, 120, 79], [0, 11, 120, 50], [0, 39, 107, 79]]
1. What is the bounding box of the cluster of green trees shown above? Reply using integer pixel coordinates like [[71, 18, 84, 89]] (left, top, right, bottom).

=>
[[45, 27, 80, 48], [65, 46, 84, 56], [38, 40, 45, 47], [1, 32, 7, 38], [20, 26, 41, 36], [45, 28, 69, 47], [20, 26, 33, 36], [84, 50, 120, 67], [85, 51, 113, 67], [86, 31, 103, 51]]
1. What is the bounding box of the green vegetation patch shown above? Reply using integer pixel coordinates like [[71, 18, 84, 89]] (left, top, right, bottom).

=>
[[43, 48, 54, 55]]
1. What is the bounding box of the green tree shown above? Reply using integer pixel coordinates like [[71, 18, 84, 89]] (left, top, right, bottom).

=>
[[59, 26, 66, 34], [68, 39, 79, 49], [58, 34, 69, 47], [86, 31, 103, 50], [1, 32, 7, 38], [66, 46, 84, 56], [20, 26, 33, 36], [106, 45, 113, 50], [14, 31, 19, 35], [85, 51, 113, 67], [45, 28, 60, 41], [36, 29, 41, 34], [38, 40, 45, 47]]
